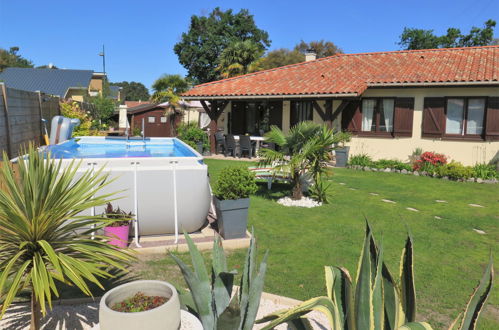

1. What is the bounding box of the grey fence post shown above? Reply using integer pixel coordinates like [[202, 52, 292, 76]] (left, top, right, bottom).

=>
[[0, 83, 13, 159]]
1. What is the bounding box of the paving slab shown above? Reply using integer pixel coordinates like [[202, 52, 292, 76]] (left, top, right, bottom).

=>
[[381, 199, 396, 204]]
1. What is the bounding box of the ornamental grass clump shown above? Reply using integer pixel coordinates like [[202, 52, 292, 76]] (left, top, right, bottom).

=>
[[0, 146, 135, 330], [213, 167, 258, 200]]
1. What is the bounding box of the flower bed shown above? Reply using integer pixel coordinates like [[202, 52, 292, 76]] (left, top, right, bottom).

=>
[[111, 292, 168, 313], [347, 153, 498, 184]]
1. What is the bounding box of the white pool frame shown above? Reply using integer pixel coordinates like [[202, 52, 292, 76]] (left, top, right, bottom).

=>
[[44, 137, 211, 246]]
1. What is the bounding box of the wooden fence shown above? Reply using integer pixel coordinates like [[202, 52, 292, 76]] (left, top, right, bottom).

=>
[[0, 83, 61, 160]]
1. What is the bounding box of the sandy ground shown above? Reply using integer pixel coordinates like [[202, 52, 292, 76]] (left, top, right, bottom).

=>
[[0, 297, 329, 330]]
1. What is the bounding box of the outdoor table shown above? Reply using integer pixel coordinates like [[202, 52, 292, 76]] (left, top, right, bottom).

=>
[[233, 135, 266, 153]]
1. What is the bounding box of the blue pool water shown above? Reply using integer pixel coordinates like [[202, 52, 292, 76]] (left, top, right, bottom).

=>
[[44, 137, 198, 159]]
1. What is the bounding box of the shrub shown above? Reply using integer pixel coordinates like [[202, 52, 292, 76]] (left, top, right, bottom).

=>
[[213, 167, 258, 200], [348, 154, 373, 167], [308, 178, 331, 204], [473, 163, 498, 180], [177, 122, 209, 151], [436, 161, 474, 180], [413, 151, 447, 172]]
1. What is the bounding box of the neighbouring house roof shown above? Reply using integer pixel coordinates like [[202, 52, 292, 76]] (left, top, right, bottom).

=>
[[0, 67, 94, 97], [182, 46, 499, 99], [124, 101, 152, 108], [109, 85, 122, 100]]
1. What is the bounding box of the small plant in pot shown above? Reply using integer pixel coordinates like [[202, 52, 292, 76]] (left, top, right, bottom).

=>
[[99, 280, 181, 330], [213, 167, 258, 239], [103, 203, 132, 248], [333, 131, 352, 167]]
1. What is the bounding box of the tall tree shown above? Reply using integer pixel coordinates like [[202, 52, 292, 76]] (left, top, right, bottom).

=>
[[0, 47, 34, 71], [112, 81, 150, 101], [174, 7, 271, 83], [399, 19, 497, 50], [255, 48, 304, 71], [294, 40, 343, 58], [217, 40, 264, 78]]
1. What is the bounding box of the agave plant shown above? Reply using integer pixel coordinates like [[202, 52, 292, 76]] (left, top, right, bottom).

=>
[[258, 222, 493, 330], [170, 231, 268, 330], [259, 122, 335, 200], [0, 146, 134, 330]]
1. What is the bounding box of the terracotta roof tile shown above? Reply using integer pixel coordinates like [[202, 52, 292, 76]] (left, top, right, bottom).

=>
[[183, 46, 499, 98]]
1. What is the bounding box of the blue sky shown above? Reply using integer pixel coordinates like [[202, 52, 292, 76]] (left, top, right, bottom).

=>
[[1, 0, 497, 90]]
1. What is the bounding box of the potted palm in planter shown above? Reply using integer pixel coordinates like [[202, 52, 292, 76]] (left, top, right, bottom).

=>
[[213, 167, 258, 239], [103, 203, 132, 248], [99, 280, 181, 330], [333, 131, 352, 167]]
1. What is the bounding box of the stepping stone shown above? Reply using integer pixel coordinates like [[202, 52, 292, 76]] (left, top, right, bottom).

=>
[[381, 199, 396, 204], [473, 228, 486, 235], [435, 200, 447, 203], [434, 216, 442, 220], [406, 207, 419, 212], [349, 188, 357, 190], [369, 192, 379, 196], [468, 204, 484, 208], [339, 183, 346, 185]]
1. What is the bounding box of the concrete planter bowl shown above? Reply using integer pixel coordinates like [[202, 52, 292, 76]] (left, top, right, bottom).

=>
[[99, 280, 180, 330], [214, 197, 250, 239]]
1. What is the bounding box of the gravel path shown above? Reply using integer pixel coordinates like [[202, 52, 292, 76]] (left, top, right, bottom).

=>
[[1, 297, 329, 330]]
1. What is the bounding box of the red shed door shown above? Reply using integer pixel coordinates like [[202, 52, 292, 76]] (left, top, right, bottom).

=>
[[144, 112, 170, 137]]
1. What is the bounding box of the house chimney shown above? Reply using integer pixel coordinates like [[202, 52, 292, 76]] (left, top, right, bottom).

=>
[[305, 49, 317, 62]]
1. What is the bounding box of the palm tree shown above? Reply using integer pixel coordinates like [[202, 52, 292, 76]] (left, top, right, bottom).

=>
[[151, 74, 190, 104], [0, 146, 134, 330], [259, 122, 335, 200], [217, 40, 264, 78]]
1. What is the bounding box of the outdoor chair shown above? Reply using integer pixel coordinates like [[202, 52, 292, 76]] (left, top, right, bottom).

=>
[[215, 131, 226, 155], [225, 134, 237, 157], [238, 135, 254, 159]]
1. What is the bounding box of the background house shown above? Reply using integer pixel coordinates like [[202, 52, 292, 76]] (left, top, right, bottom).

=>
[[0, 67, 121, 102], [182, 46, 499, 165]]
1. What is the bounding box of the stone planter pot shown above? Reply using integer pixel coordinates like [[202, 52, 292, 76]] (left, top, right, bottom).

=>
[[335, 146, 350, 167], [196, 141, 204, 155], [214, 197, 249, 239], [99, 280, 180, 330], [104, 225, 130, 248]]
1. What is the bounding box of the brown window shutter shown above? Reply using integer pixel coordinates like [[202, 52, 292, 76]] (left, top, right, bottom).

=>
[[422, 97, 445, 138], [393, 98, 414, 137], [485, 97, 499, 141], [341, 100, 361, 133]]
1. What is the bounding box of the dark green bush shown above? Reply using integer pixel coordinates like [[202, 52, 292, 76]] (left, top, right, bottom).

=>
[[177, 122, 209, 151], [348, 154, 373, 167], [213, 167, 258, 200], [473, 163, 498, 180], [436, 161, 474, 180]]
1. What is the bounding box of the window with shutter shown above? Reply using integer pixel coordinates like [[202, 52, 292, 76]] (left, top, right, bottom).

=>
[[393, 98, 414, 137], [422, 97, 445, 138], [485, 97, 499, 141], [341, 100, 361, 133]]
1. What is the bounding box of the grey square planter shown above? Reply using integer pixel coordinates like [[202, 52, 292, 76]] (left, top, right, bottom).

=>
[[335, 146, 350, 167], [214, 197, 250, 239]]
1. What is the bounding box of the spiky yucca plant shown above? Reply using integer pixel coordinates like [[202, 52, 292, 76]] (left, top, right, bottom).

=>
[[0, 147, 134, 330], [257, 222, 493, 330], [170, 231, 268, 330]]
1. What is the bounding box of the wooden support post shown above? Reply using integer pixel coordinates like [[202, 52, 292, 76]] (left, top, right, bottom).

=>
[[0, 83, 13, 159], [312, 100, 326, 121], [201, 100, 229, 154], [325, 100, 333, 129]]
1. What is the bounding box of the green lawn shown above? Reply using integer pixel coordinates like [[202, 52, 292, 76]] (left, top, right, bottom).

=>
[[135, 158, 499, 329]]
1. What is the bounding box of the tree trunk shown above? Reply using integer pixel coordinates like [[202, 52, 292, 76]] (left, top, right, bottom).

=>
[[292, 174, 303, 200], [30, 289, 41, 330]]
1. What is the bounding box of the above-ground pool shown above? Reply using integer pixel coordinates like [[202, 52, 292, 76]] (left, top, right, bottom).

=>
[[43, 137, 211, 239]]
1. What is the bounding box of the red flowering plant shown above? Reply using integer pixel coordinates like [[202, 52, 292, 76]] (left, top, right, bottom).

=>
[[413, 151, 447, 173]]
